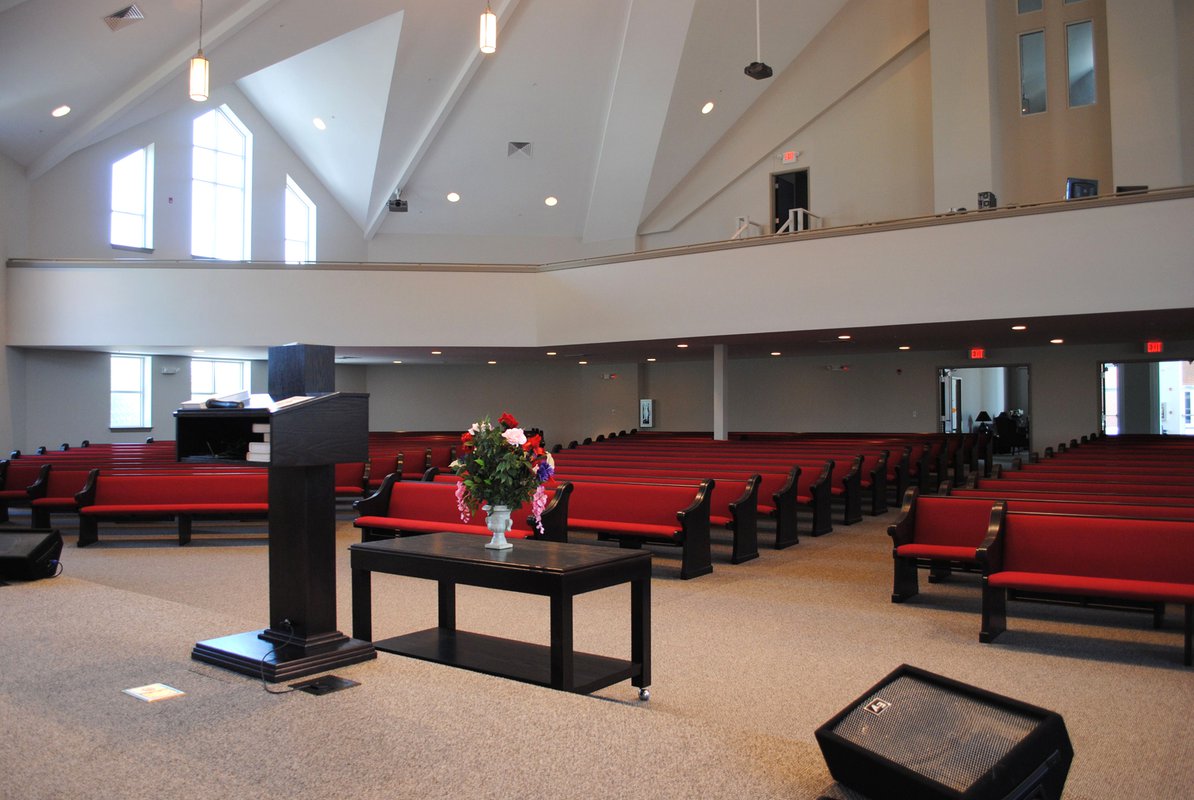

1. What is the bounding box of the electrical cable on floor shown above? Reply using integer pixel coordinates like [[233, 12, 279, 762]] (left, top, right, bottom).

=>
[[260, 619, 299, 694]]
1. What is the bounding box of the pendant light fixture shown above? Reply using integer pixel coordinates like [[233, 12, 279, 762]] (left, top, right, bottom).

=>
[[189, 0, 210, 102], [480, 3, 497, 54]]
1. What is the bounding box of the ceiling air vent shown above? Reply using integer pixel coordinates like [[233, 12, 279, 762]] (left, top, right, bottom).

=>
[[507, 141, 533, 159], [104, 4, 145, 32]]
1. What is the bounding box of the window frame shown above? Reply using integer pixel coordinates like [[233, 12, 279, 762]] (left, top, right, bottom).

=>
[[1065, 19, 1097, 109], [191, 104, 253, 261], [1018, 28, 1048, 116], [284, 175, 317, 264], [110, 354, 153, 431], [110, 144, 155, 252], [190, 358, 252, 398]]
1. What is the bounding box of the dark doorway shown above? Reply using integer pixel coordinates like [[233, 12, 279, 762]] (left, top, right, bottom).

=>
[[772, 169, 809, 233]]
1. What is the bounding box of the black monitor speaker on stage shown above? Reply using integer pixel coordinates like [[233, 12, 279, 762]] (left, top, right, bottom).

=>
[[0, 529, 63, 581], [815, 665, 1072, 800]]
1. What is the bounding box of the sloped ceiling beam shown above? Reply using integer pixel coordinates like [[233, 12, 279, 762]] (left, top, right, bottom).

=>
[[639, 0, 929, 236], [238, 12, 405, 229], [27, 0, 280, 181], [364, 0, 524, 240], [581, 0, 697, 244]]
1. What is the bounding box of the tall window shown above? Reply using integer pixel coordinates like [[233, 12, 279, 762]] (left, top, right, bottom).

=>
[[1066, 20, 1096, 107], [191, 358, 252, 398], [192, 105, 252, 260], [110, 145, 154, 250], [1019, 30, 1047, 114], [111, 355, 152, 429], [284, 176, 317, 263]]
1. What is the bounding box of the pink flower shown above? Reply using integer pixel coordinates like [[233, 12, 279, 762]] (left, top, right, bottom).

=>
[[454, 480, 471, 524], [530, 484, 548, 536], [502, 427, 527, 447]]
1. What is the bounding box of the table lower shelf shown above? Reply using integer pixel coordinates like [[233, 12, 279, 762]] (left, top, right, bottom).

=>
[[374, 627, 641, 695]]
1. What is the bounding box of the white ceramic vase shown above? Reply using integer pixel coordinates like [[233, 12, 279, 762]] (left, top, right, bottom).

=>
[[483, 504, 514, 550]]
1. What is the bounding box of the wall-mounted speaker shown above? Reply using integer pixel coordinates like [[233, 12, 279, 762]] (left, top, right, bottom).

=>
[[815, 664, 1072, 800], [0, 529, 63, 581]]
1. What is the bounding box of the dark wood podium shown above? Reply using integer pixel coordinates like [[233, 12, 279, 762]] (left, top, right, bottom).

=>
[[189, 345, 376, 681]]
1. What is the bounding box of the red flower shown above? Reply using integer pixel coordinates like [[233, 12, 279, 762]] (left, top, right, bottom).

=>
[[522, 433, 541, 452], [499, 412, 519, 429], [460, 431, 474, 451]]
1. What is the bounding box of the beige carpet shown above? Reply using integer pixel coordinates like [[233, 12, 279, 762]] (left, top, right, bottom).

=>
[[1, 507, 1191, 799]]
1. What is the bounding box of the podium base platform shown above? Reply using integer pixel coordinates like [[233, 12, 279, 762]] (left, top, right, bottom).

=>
[[192, 629, 376, 683]]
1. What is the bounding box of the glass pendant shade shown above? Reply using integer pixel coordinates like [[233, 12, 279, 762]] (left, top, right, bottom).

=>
[[480, 6, 496, 54], [189, 51, 209, 102]]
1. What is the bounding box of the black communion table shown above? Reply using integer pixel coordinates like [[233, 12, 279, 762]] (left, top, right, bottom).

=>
[[350, 533, 651, 698]]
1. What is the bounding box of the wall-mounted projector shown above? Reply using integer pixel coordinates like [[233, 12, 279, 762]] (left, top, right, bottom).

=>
[[744, 61, 772, 80]]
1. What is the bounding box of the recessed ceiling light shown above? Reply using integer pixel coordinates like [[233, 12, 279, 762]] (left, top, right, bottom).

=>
[[447, 192, 460, 203], [837, 334, 852, 341], [193, 349, 205, 353], [898, 345, 911, 351], [1011, 325, 1027, 331], [544, 196, 558, 207], [578, 360, 588, 365], [701, 101, 714, 115], [546, 351, 557, 356], [392, 360, 402, 364], [312, 117, 327, 130], [51, 105, 71, 118], [646, 357, 657, 362], [487, 360, 497, 365], [431, 350, 442, 355], [770, 351, 781, 356], [676, 343, 688, 348], [1050, 338, 1064, 344]]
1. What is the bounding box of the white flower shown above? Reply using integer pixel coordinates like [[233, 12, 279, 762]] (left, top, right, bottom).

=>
[[502, 427, 527, 447]]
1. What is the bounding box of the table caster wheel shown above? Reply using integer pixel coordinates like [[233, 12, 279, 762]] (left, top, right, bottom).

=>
[[638, 687, 650, 701]]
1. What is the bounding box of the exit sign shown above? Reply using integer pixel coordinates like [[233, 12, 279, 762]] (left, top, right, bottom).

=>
[[970, 348, 986, 360], [781, 150, 798, 164], [1146, 340, 1163, 354]]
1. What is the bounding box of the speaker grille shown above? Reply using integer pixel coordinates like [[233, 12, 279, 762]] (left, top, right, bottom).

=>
[[830, 675, 1039, 792]]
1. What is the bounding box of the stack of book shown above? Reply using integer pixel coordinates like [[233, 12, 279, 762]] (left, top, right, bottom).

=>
[[245, 422, 270, 463]]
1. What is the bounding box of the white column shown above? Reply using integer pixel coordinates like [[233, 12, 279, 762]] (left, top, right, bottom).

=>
[[928, 0, 997, 211], [712, 344, 727, 441], [1106, 0, 1184, 189]]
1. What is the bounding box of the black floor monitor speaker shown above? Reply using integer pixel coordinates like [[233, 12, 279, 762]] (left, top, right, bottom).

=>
[[815, 665, 1072, 800], [0, 529, 63, 581]]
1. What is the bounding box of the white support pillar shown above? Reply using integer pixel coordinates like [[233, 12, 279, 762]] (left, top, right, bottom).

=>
[[713, 344, 727, 441]]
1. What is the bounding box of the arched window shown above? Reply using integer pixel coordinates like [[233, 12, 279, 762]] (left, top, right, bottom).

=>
[[192, 104, 252, 260], [284, 176, 317, 263]]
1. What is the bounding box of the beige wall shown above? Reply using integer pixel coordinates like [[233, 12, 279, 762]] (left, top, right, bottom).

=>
[[0, 152, 30, 450], [928, 0, 999, 211], [11, 336, 1193, 456], [993, 0, 1113, 205], [639, 0, 931, 247], [1106, 0, 1185, 190], [1180, 0, 1194, 185]]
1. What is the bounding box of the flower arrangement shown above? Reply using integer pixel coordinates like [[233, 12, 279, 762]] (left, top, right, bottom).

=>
[[450, 412, 555, 534]]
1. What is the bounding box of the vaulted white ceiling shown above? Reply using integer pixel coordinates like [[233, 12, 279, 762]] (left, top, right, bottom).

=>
[[0, 0, 850, 245]]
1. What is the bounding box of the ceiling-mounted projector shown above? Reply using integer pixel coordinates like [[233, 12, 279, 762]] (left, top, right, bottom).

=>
[[744, 61, 772, 80], [387, 195, 408, 212]]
